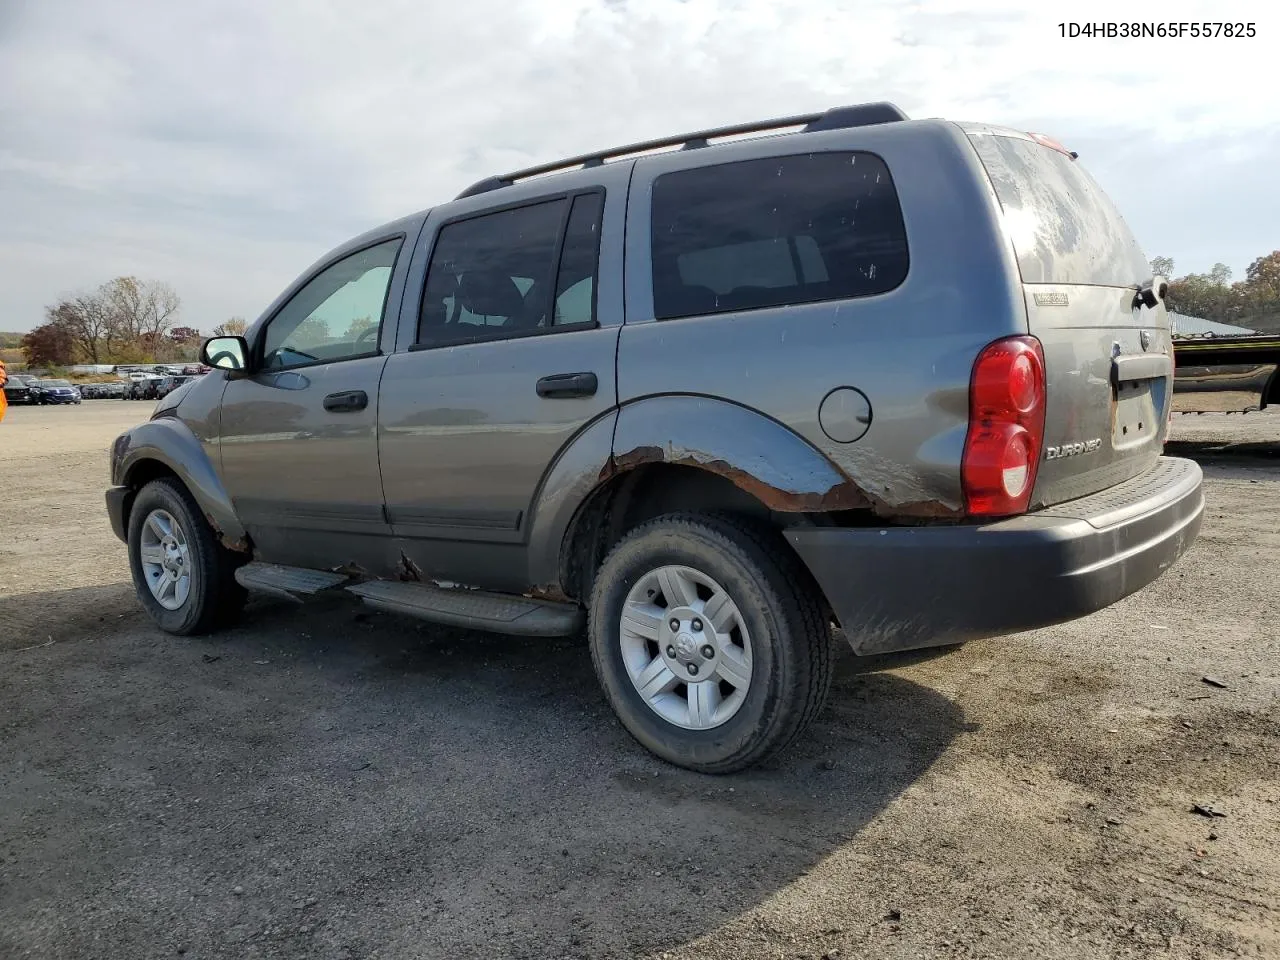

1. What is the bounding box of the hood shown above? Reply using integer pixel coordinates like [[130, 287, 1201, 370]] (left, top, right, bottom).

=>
[[151, 377, 197, 418]]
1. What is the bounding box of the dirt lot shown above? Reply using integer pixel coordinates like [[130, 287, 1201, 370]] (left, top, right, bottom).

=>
[[2, 402, 1277, 960]]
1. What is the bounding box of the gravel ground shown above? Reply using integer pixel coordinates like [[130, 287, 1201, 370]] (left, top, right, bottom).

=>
[[1, 402, 1277, 960]]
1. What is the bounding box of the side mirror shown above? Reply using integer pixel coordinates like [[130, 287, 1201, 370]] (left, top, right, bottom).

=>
[[200, 336, 250, 374]]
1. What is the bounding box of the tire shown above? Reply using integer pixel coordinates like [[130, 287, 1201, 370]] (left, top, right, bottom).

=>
[[588, 513, 831, 774], [127, 478, 248, 635]]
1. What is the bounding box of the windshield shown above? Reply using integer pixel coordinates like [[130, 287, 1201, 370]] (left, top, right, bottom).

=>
[[38, 380, 72, 387]]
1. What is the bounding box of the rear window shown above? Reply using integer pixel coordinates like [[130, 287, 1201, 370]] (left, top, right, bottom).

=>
[[650, 152, 909, 320], [968, 133, 1150, 287]]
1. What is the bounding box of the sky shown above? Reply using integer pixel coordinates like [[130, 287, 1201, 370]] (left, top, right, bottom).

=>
[[1, 0, 1276, 334]]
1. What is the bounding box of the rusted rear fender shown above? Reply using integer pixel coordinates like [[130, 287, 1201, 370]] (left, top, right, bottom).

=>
[[611, 396, 871, 513]]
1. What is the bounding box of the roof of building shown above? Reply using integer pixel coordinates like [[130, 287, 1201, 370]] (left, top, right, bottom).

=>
[[1169, 312, 1258, 339]]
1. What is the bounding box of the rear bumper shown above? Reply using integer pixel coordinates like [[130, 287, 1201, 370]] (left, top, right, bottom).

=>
[[785, 456, 1203, 656], [106, 486, 132, 543]]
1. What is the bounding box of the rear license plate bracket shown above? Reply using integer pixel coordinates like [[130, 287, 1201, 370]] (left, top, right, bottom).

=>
[[1113, 379, 1157, 449]]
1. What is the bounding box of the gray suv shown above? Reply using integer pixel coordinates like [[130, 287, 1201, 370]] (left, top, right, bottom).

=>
[[106, 102, 1203, 772]]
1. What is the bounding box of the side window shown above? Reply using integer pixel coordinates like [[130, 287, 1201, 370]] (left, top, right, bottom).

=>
[[552, 193, 603, 327], [650, 152, 908, 320], [262, 238, 402, 370], [418, 200, 564, 346], [417, 191, 604, 347]]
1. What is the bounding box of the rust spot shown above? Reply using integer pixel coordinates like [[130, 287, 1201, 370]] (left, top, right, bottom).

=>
[[397, 552, 424, 582], [206, 512, 250, 552], [607, 445, 961, 520], [525, 583, 572, 604], [611, 445, 872, 513], [611, 445, 664, 475], [879, 497, 963, 520]]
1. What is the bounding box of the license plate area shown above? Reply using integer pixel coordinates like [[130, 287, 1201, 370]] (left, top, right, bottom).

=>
[[1113, 379, 1158, 449]]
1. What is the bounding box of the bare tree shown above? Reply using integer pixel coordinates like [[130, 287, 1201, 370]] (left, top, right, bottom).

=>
[[44, 294, 114, 363], [105, 277, 180, 348], [40, 276, 183, 363], [213, 317, 248, 337]]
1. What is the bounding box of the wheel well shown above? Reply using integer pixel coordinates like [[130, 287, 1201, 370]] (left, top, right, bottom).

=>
[[120, 459, 181, 530], [125, 458, 180, 492], [560, 463, 789, 603]]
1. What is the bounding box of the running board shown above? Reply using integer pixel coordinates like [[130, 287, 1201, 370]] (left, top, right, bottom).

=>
[[345, 580, 584, 637], [234, 562, 350, 602]]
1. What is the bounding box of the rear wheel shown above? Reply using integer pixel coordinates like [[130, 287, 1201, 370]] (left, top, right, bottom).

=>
[[127, 478, 247, 635], [588, 513, 831, 773]]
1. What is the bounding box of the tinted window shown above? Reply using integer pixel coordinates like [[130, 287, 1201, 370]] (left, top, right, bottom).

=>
[[262, 238, 401, 370], [553, 193, 604, 327], [418, 193, 605, 346], [968, 133, 1151, 287], [650, 152, 908, 320]]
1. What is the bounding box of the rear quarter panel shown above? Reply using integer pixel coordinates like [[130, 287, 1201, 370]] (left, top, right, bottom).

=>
[[619, 120, 1026, 516]]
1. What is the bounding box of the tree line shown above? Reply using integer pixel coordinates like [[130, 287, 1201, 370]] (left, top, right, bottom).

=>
[[18, 277, 195, 368], [1154, 250, 1280, 334]]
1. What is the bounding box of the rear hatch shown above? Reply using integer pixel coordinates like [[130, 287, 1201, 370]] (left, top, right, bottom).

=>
[[964, 125, 1171, 508]]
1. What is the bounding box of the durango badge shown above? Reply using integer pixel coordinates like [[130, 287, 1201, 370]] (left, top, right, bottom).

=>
[[1044, 438, 1102, 460]]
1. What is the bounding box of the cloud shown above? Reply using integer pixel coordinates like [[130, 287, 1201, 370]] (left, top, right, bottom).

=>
[[1, 0, 1275, 331]]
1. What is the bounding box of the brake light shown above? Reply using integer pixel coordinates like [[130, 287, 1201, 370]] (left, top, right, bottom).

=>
[[963, 336, 1047, 517], [1027, 131, 1078, 160]]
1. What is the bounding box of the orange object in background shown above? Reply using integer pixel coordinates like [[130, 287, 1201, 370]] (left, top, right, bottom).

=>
[[0, 358, 7, 422]]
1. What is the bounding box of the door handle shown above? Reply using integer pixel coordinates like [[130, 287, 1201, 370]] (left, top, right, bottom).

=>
[[536, 372, 598, 399], [323, 390, 368, 412]]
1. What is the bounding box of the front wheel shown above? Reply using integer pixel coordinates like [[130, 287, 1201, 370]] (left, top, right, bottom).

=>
[[588, 513, 832, 773], [127, 478, 247, 635]]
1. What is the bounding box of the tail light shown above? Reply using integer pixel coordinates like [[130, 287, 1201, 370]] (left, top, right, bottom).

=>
[[963, 336, 1046, 518]]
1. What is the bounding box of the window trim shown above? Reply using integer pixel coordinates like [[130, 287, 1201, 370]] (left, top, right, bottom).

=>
[[254, 233, 406, 373], [648, 150, 910, 322], [412, 187, 606, 352]]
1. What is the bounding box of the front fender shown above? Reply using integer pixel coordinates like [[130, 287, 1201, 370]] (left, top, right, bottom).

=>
[[611, 395, 871, 513], [110, 417, 248, 550]]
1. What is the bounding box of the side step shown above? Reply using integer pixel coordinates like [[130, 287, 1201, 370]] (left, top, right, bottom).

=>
[[345, 580, 584, 637], [234, 562, 350, 602]]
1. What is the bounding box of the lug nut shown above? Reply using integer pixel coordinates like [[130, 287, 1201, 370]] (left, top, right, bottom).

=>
[[701, 645, 715, 659], [666, 645, 676, 658], [688, 663, 699, 676], [691, 618, 703, 632], [669, 618, 680, 632]]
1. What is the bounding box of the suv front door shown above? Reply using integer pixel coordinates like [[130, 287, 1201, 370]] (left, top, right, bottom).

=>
[[378, 173, 626, 592], [218, 235, 409, 570]]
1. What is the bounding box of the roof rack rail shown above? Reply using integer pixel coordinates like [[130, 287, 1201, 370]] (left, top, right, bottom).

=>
[[455, 101, 909, 199]]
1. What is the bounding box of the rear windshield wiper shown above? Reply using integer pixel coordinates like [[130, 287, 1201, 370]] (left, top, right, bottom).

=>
[[1132, 277, 1168, 310]]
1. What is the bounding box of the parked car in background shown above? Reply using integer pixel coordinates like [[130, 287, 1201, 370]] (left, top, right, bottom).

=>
[[29, 379, 82, 404], [156, 376, 194, 398], [78, 380, 128, 400], [125, 376, 164, 400], [3, 373, 38, 405], [105, 102, 1203, 773]]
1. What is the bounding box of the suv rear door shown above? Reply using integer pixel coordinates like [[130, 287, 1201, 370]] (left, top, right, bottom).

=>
[[377, 167, 627, 592], [964, 126, 1171, 507]]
